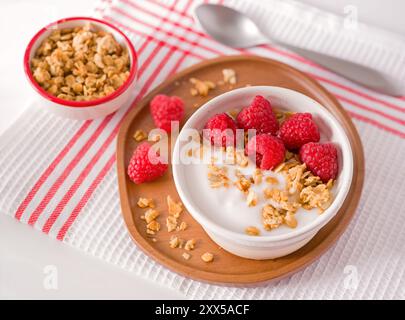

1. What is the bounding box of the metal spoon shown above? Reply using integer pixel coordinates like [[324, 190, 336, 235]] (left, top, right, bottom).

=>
[[195, 4, 404, 96]]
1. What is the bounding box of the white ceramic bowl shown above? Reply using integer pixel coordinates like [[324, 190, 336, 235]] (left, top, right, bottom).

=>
[[24, 17, 138, 120], [172, 86, 353, 260]]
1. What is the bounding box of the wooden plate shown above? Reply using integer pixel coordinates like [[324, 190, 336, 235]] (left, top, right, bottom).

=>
[[117, 55, 364, 285]]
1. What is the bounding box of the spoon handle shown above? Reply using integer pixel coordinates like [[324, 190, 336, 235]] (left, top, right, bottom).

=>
[[275, 42, 403, 96]]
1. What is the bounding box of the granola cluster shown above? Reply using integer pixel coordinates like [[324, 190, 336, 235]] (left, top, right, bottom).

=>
[[190, 77, 216, 97], [189, 68, 238, 99], [168, 236, 199, 261], [137, 198, 159, 237], [133, 129, 147, 142], [207, 164, 230, 188], [222, 68, 237, 85], [166, 195, 184, 232], [201, 252, 214, 263], [134, 129, 161, 143], [31, 23, 130, 101]]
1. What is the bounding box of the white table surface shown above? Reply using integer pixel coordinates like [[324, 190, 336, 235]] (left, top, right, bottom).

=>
[[0, 0, 185, 300], [0, 0, 403, 300]]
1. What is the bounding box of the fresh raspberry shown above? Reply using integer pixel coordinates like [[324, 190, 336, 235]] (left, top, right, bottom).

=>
[[150, 94, 185, 133], [236, 95, 278, 135], [203, 113, 237, 147], [279, 113, 320, 150], [127, 142, 168, 184], [299, 142, 338, 182], [245, 134, 285, 170]]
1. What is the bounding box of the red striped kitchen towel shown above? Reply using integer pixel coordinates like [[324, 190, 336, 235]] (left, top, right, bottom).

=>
[[0, 0, 404, 299]]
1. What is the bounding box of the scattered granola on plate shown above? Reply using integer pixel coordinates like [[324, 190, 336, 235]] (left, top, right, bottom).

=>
[[222, 68, 237, 85], [133, 129, 147, 142], [184, 239, 196, 251], [137, 197, 155, 208], [189, 77, 216, 97], [201, 252, 214, 263], [182, 252, 191, 260]]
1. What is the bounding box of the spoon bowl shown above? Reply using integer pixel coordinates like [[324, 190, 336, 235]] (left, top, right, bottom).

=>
[[195, 4, 267, 48]]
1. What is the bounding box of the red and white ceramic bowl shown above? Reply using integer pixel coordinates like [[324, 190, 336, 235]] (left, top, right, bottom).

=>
[[24, 17, 138, 120]]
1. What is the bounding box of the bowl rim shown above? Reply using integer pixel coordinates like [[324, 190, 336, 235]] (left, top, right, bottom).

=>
[[23, 16, 138, 108], [172, 86, 354, 244]]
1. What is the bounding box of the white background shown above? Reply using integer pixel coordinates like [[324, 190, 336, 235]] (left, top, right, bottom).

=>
[[0, 0, 404, 299], [0, 0, 185, 300]]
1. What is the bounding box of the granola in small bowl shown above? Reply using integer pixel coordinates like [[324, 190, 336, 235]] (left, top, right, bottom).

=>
[[24, 17, 137, 120]]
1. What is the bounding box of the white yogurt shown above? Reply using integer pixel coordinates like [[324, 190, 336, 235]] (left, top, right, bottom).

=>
[[182, 147, 323, 237]]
